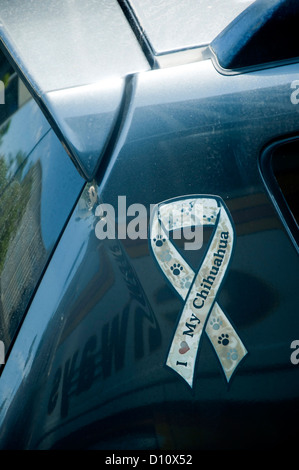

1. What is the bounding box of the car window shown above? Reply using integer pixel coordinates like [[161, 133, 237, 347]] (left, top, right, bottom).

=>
[[261, 137, 299, 251], [0, 49, 31, 126], [0, 49, 85, 359], [272, 139, 299, 229]]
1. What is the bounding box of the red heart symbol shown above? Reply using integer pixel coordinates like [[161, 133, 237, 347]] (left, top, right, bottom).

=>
[[179, 341, 190, 354]]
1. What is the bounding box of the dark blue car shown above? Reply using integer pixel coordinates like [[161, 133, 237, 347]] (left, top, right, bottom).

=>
[[0, 0, 298, 451]]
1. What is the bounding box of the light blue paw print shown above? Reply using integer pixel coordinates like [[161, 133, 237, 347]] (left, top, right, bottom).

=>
[[180, 276, 192, 290], [158, 249, 172, 262], [227, 348, 239, 361], [209, 317, 223, 331]]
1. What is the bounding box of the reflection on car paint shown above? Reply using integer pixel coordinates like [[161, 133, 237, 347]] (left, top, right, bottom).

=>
[[46, 203, 161, 428]]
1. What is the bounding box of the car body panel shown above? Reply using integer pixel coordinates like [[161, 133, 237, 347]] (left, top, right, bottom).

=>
[[0, 59, 298, 449], [44, 78, 126, 180]]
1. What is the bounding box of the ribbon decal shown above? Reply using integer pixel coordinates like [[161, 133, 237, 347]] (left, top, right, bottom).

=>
[[150, 195, 247, 388]]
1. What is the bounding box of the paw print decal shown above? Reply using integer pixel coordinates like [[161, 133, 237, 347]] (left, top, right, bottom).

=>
[[180, 276, 192, 290], [171, 263, 183, 276], [209, 317, 223, 331], [218, 334, 230, 346], [227, 348, 239, 361], [153, 234, 166, 247], [158, 249, 172, 262]]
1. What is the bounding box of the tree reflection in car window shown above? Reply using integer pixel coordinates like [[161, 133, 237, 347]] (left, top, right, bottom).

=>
[[0, 48, 84, 357]]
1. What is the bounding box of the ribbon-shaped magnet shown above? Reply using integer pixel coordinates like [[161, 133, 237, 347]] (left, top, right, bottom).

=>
[[150, 195, 247, 388]]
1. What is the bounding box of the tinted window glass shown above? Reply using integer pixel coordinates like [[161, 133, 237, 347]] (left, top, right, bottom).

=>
[[0, 49, 31, 126], [272, 140, 299, 228], [0, 50, 84, 356], [262, 138, 299, 250]]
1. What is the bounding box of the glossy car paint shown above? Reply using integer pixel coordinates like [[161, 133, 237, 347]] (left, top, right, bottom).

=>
[[0, 0, 150, 180], [0, 56, 298, 449]]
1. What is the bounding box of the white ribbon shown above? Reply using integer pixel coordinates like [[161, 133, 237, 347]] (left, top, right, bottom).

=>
[[150, 195, 247, 388]]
